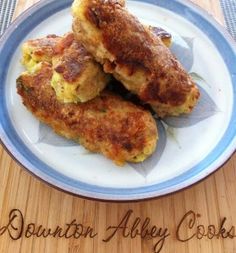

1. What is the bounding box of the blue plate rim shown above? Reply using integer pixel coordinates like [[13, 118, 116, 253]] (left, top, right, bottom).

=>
[[0, 0, 236, 201]]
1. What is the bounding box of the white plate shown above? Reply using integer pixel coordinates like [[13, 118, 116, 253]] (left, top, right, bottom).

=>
[[0, 0, 235, 200]]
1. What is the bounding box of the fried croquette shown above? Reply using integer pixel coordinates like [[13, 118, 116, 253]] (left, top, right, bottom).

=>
[[21, 34, 61, 70], [72, 0, 200, 117], [22, 33, 110, 103], [17, 62, 158, 165]]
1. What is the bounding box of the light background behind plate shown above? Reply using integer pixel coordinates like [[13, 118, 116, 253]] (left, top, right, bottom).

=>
[[0, 0, 236, 252]]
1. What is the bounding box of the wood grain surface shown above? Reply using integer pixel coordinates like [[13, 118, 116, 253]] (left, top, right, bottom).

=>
[[0, 0, 236, 252]]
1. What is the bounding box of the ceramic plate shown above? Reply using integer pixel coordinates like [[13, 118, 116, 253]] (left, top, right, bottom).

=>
[[0, 0, 236, 201]]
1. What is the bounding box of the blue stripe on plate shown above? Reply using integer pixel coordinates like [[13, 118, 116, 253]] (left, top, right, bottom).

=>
[[0, 0, 236, 200], [220, 0, 236, 40]]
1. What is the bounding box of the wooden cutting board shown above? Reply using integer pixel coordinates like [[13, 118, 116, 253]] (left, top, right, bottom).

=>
[[0, 0, 236, 252]]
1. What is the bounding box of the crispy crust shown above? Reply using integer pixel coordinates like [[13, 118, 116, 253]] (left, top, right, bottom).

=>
[[21, 33, 76, 62], [72, 0, 200, 117], [23, 34, 62, 60], [52, 33, 109, 103], [54, 37, 91, 82], [22, 33, 109, 103], [17, 63, 158, 165]]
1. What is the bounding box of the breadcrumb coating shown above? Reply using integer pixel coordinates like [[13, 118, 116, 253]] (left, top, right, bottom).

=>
[[72, 0, 200, 117], [17, 62, 158, 165]]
